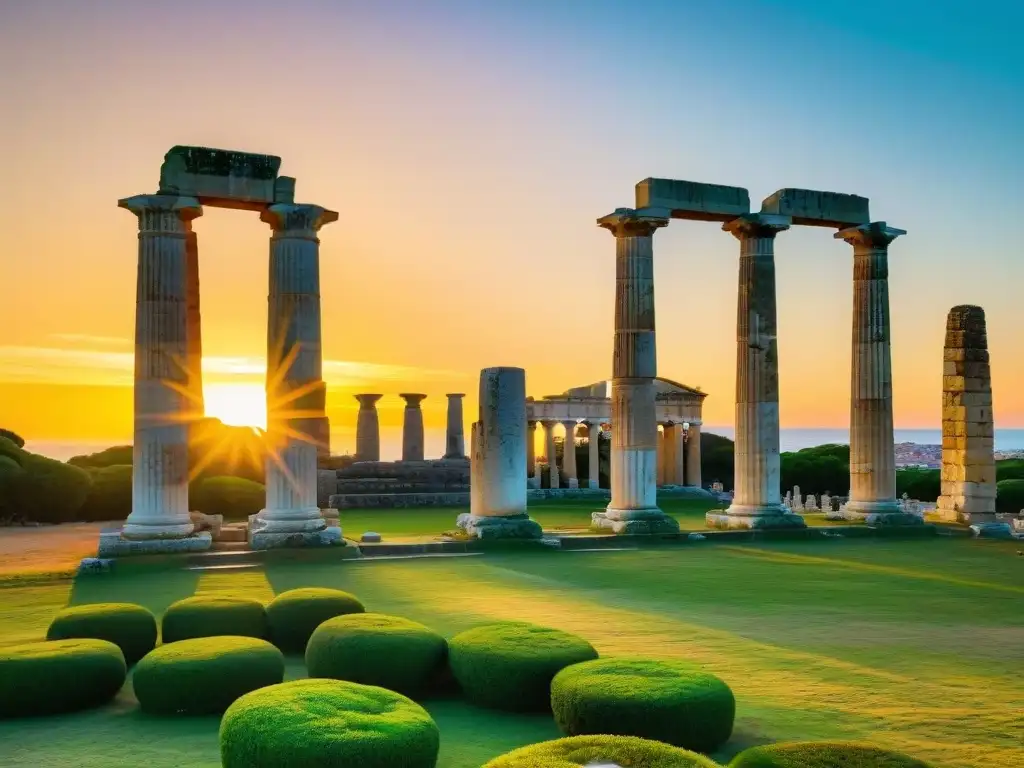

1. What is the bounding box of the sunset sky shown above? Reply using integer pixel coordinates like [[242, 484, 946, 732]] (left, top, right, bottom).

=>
[[2, 0, 1022, 458]]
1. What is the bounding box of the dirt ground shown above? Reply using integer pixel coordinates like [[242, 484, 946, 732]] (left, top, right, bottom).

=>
[[0, 522, 112, 577]]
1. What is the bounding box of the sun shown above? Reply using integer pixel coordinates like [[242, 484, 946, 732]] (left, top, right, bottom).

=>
[[203, 383, 267, 429]]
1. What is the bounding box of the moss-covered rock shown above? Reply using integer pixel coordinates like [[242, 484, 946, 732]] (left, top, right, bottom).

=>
[[305, 613, 446, 697], [729, 741, 935, 767], [133, 636, 284, 715], [0, 639, 126, 718], [161, 596, 268, 643], [484, 735, 721, 767], [448, 621, 598, 712], [220, 678, 440, 768], [266, 587, 365, 653], [46, 602, 157, 665], [552, 658, 735, 753]]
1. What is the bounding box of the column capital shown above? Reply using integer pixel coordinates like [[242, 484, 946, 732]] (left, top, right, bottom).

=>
[[835, 221, 906, 249], [119, 194, 202, 225], [354, 393, 382, 408], [260, 203, 339, 235], [597, 207, 670, 238], [723, 213, 791, 240], [399, 393, 426, 407], [445, 393, 465, 399]]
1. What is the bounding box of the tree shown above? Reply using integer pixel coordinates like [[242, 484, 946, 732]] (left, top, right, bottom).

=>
[[0, 429, 25, 448], [996, 479, 1024, 515]]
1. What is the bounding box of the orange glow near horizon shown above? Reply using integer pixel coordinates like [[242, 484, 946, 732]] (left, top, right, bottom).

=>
[[204, 383, 267, 430]]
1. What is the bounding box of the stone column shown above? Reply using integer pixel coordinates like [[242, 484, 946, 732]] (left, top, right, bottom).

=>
[[118, 195, 203, 542], [685, 423, 702, 488], [256, 203, 340, 546], [663, 423, 685, 486], [836, 222, 917, 525], [184, 228, 204, 425], [543, 421, 559, 488], [593, 208, 679, 534], [400, 394, 426, 461], [561, 421, 579, 489], [656, 426, 666, 487], [354, 394, 382, 461], [936, 306, 1000, 528], [444, 393, 466, 458], [460, 367, 541, 539], [587, 422, 601, 489], [708, 214, 805, 530], [469, 421, 483, 514], [527, 421, 539, 488]]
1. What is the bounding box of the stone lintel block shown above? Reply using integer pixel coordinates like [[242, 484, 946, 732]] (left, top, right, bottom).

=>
[[635, 177, 750, 222], [158, 145, 281, 212], [761, 188, 870, 228], [273, 176, 296, 204]]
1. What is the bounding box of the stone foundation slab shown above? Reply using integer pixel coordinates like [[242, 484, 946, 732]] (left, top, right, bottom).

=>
[[98, 530, 212, 558], [841, 510, 925, 527], [705, 512, 807, 530], [592, 511, 680, 535], [250, 526, 343, 550], [456, 513, 543, 540]]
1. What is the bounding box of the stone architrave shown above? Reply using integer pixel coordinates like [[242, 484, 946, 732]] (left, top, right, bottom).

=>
[[836, 222, 920, 525], [635, 179, 750, 222], [587, 422, 601, 489], [158, 145, 282, 211], [936, 306, 998, 525], [685, 423, 702, 487], [400, 394, 427, 461], [118, 194, 204, 543], [708, 214, 805, 530], [761, 188, 870, 228], [354, 394, 383, 461], [444, 393, 466, 458], [460, 367, 541, 539], [543, 421, 559, 488], [562, 421, 579, 489], [253, 203, 340, 547], [527, 421, 539, 488], [592, 208, 679, 534]]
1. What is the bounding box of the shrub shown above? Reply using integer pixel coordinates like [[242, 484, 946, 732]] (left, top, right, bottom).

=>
[[448, 621, 598, 711], [996, 479, 1024, 514], [161, 596, 268, 643], [220, 678, 440, 768], [0, 429, 25, 448], [46, 602, 157, 665], [266, 587, 366, 653], [68, 444, 133, 468], [997, 459, 1024, 482], [0, 639, 126, 718], [895, 468, 940, 503], [728, 741, 934, 767], [133, 636, 284, 715], [306, 613, 447, 697], [77, 465, 133, 522], [483, 735, 721, 768], [2, 451, 92, 524], [191, 476, 265, 519], [551, 658, 735, 753]]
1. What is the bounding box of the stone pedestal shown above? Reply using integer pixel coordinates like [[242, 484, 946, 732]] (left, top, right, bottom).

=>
[[355, 394, 382, 461], [685, 423, 702, 488], [444, 393, 466, 458], [119, 194, 203, 541], [543, 421, 560, 488], [562, 421, 579, 489], [400, 394, 426, 461], [594, 208, 679, 535], [587, 422, 601, 489], [708, 214, 805, 531]]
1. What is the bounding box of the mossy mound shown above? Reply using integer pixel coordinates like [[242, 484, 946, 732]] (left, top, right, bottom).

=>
[[161, 596, 268, 643], [0, 639, 126, 718], [448, 621, 598, 711], [220, 678, 440, 768], [46, 602, 157, 665], [729, 741, 935, 767], [484, 734, 722, 767], [266, 587, 365, 653], [305, 613, 447, 697], [552, 658, 735, 753], [133, 636, 285, 716]]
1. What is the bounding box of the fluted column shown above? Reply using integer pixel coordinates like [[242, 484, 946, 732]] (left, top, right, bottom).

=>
[[587, 422, 601, 489], [836, 222, 906, 522], [119, 194, 202, 539], [354, 394, 382, 461], [594, 208, 678, 534], [685, 423, 702, 488], [259, 203, 338, 533], [527, 421, 539, 488], [710, 213, 805, 529], [444, 393, 466, 458], [543, 420, 559, 488], [400, 394, 426, 461], [663, 423, 684, 485], [561, 421, 579, 489], [184, 228, 204, 426]]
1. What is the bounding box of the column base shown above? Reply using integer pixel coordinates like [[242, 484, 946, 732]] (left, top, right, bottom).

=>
[[706, 506, 807, 530], [98, 530, 212, 557], [249, 526, 344, 550], [567, 478, 579, 489], [255, 508, 327, 533], [840, 503, 924, 527], [456, 513, 543, 540], [121, 519, 195, 540], [593, 507, 680, 535]]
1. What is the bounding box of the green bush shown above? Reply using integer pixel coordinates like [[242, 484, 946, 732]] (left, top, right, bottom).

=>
[[728, 741, 934, 767], [701, 432, 734, 491], [77, 465, 133, 522], [781, 445, 850, 496], [46, 602, 157, 665], [551, 658, 735, 753], [996, 479, 1024, 514], [997, 459, 1024, 482], [191, 476, 266, 519], [266, 587, 366, 653], [220, 678, 440, 768], [134, 636, 284, 715], [161, 596, 268, 643], [0, 449, 93, 524], [68, 444, 133, 468], [895, 468, 940, 503], [0, 639, 126, 718], [0, 429, 24, 448], [306, 613, 447, 697], [449, 621, 598, 711], [484, 735, 721, 767]]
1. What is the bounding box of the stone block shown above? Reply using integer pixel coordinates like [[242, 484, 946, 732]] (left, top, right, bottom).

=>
[[329, 491, 470, 509], [593, 511, 681, 534], [273, 176, 296, 204], [250, 526, 343, 550], [634, 178, 750, 222], [966, 421, 994, 438], [704, 511, 807, 531], [317, 469, 339, 505], [943, 376, 966, 392], [158, 145, 280, 211], [970, 522, 1013, 539], [77, 557, 114, 574], [760, 188, 869, 228], [457, 513, 543, 539], [360, 531, 382, 543], [189, 511, 223, 539], [98, 530, 212, 557]]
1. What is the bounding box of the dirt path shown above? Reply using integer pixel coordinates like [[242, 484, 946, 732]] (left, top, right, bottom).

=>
[[0, 522, 112, 577]]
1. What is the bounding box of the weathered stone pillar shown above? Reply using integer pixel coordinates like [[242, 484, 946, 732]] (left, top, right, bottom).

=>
[[543, 421, 559, 488], [685, 423, 702, 488], [663, 423, 685, 485], [936, 306, 999, 527], [255, 203, 339, 546], [400, 394, 426, 461], [561, 421, 579, 489], [656, 426, 666, 487], [708, 214, 805, 529], [184, 228, 204, 424], [354, 394, 382, 461], [460, 367, 541, 539], [444, 393, 466, 458], [527, 420, 539, 488], [836, 222, 917, 525], [587, 422, 601, 489], [469, 421, 483, 514], [593, 208, 679, 534], [119, 194, 203, 541]]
